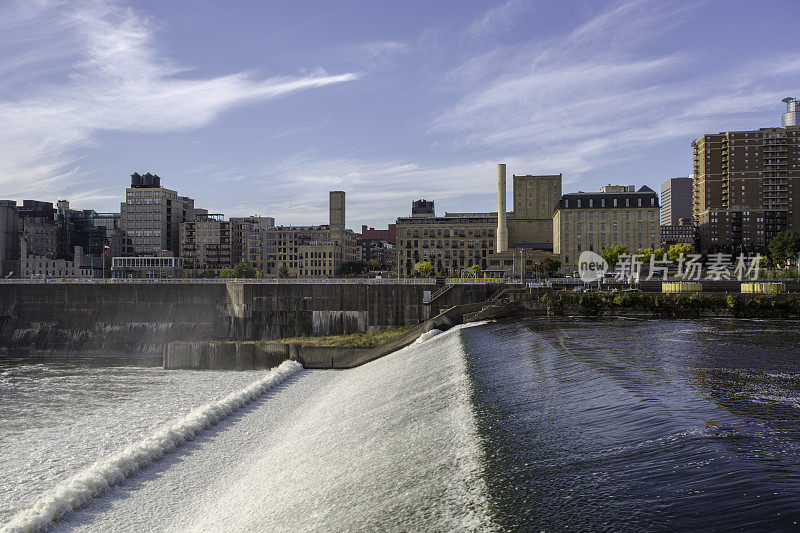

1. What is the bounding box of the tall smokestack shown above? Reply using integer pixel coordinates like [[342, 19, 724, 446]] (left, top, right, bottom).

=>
[[496, 163, 508, 253], [329, 191, 345, 244]]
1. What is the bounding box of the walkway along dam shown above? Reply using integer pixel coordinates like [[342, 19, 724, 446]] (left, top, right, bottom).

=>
[[0, 280, 497, 361]]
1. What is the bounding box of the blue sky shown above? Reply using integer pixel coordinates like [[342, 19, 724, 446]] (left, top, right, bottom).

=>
[[2, 0, 799, 228]]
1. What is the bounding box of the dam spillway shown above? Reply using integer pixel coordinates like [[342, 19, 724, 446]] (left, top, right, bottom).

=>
[[0, 281, 496, 360], [4, 318, 800, 531]]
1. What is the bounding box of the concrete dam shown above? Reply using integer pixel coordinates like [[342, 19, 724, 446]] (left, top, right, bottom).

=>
[[0, 282, 496, 360]]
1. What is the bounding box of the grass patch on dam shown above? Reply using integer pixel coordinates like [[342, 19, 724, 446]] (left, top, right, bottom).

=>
[[265, 326, 416, 348]]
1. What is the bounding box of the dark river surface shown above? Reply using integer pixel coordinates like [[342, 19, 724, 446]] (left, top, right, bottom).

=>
[[463, 317, 800, 531]]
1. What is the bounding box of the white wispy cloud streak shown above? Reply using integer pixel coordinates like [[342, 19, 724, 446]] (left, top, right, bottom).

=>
[[468, 0, 532, 39], [433, 0, 800, 186], [0, 0, 357, 199]]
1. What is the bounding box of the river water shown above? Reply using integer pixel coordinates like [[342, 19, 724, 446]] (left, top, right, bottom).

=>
[[2, 318, 800, 531]]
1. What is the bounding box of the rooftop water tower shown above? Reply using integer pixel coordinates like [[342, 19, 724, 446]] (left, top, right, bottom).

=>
[[782, 97, 798, 127]]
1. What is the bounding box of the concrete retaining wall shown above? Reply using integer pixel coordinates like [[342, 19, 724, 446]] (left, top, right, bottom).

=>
[[0, 282, 497, 358], [163, 342, 289, 370], [163, 300, 494, 370]]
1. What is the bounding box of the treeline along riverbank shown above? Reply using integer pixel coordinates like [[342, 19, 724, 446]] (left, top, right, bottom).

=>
[[537, 291, 800, 318]]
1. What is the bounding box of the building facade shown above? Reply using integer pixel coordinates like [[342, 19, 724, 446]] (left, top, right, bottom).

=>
[[508, 173, 563, 249], [111, 254, 182, 279], [230, 216, 274, 265], [20, 243, 100, 279], [120, 173, 194, 256], [360, 224, 396, 244], [92, 212, 124, 259], [693, 99, 800, 252], [179, 214, 231, 273], [660, 177, 693, 226], [0, 200, 21, 276], [246, 191, 356, 277], [661, 218, 695, 246], [553, 186, 661, 268], [396, 165, 561, 278], [396, 200, 498, 277]]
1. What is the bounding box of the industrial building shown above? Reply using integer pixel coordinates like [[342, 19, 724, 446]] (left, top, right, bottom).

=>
[[395, 164, 561, 277]]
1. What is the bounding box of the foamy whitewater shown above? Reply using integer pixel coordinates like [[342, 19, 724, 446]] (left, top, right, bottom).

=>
[[3, 361, 302, 533], [3, 325, 494, 532]]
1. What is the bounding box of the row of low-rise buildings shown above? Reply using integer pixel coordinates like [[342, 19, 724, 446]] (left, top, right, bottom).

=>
[[1, 98, 796, 279], [395, 168, 662, 277]]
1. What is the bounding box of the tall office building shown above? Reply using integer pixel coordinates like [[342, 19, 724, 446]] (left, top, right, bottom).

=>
[[120, 173, 194, 256], [692, 99, 800, 251], [660, 177, 693, 226]]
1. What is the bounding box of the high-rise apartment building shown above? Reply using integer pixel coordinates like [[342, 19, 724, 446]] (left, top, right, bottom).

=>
[[692, 99, 800, 252], [553, 186, 660, 268], [660, 177, 693, 226], [120, 173, 194, 256]]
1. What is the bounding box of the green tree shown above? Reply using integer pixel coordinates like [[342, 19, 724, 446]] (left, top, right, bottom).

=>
[[413, 261, 433, 277], [768, 230, 800, 267], [219, 266, 233, 279], [278, 263, 290, 278], [231, 261, 256, 278], [541, 257, 561, 276], [465, 264, 481, 278], [636, 247, 654, 263], [667, 243, 696, 262], [600, 244, 629, 265]]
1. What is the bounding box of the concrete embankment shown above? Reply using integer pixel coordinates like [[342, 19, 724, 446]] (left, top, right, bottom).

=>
[[163, 301, 490, 370], [0, 282, 497, 359]]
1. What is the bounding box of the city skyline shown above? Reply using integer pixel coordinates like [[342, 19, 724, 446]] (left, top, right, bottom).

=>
[[2, 0, 800, 229]]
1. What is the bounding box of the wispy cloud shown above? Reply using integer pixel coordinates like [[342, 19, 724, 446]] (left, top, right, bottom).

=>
[[468, 0, 532, 39], [0, 0, 357, 199], [434, 0, 800, 187]]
